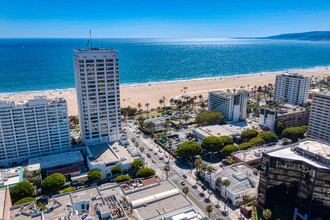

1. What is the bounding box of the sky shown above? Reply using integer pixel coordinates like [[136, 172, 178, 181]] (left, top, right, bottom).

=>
[[1, 0, 330, 38]]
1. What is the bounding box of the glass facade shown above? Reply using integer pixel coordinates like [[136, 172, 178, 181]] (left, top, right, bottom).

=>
[[258, 154, 330, 219]]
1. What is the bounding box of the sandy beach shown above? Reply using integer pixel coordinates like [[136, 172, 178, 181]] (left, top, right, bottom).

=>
[[0, 67, 329, 116]]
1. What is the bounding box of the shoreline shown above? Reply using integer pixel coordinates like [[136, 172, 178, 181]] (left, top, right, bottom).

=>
[[0, 65, 328, 96], [0, 66, 329, 116]]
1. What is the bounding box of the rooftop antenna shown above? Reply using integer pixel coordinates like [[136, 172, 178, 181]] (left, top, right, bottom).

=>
[[90, 30, 93, 49]]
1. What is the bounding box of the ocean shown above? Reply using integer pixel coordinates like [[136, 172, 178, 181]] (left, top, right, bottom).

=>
[[0, 38, 330, 93]]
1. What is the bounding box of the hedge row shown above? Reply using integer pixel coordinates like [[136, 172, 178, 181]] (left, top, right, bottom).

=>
[[154, 140, 177, 159]]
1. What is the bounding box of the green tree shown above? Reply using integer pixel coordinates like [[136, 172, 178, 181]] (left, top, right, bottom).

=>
[[250, 137, 266, 147], [111, 166, 122, 175], [301, 125, 308, 133], [176, 141, 203, 160], [263, 209, 272, 220], [131, 158, 144, 170], [88, 170, 102, 183], [139, 146, 144, 153], [14, 197, 36, 206], [238, 142, 253, 150], [182, 186, 189, 197], [241, 129, 259, 141], [115, 175, 131, 183], [201, 136, 223, 153], [222, 179, 231, 210], [61, 187, 76, 194], [41, 173, 66, 194], [145, 103, 150, 117], [195, 110, 224, 126], [163, 165, 170, 180], [136, 168, 156, 178], [221, 144, 239, 156], [242, 194, 250, 204], [282, 127, 305, 142], [258, 131, 278, 143], [145, 121, 156, 134], [275, 121, 285, 135], [206, 205, 213, 218], [10, 181, 35, 202], [218, 136, 234, 146]]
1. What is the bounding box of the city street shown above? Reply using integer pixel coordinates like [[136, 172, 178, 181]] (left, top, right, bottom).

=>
[[123, 122, 242, 220]]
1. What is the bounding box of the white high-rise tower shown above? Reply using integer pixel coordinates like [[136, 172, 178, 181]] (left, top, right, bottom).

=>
[[274, 73, 311, 105], [73, 49, 121, 145]]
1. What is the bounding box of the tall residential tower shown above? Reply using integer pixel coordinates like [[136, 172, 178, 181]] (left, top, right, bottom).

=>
[[208, 90, 248, 122], [307, 91, 330, 143], [0, 96, 71, 166], [73, 49, 121, 145], [274, 73, 311, 105]]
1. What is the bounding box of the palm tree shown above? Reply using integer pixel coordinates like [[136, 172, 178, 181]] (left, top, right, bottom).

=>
[[137, 102, 142, 110], [216, 177, 222, 206], [159, 99, 164, 109], [206, 166, 213, 187], [162, 96, 166, 105], [183, 114, 191, 125], [252, 200, 259, 218], [170, 98, 174, 106], [198, 94, 203, 102], [206, 205, 213, 218], [145, 103, 150, 117], [226, 89, 230, 93], [131, 138, 136, 144], [233, 88, 236, 94], [139, 146, 144, 153], [182, 186, 189, 197], [201, 162, 207, 185], [134, 141, 139, 148], [163, 165, 170, 180], [263, 209, 272, 220], [222, 179, 231, 210]]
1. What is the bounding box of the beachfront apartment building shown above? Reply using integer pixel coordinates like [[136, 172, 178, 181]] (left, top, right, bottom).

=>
[[274, 73, 311, 105], [208, 89, 248, 122], [307, 91, 330, 143], [73, 49, 121, 145], [0, 96, 71, 167]]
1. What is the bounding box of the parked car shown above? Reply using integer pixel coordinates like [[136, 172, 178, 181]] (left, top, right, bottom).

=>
[[196, 181, 202, 186], [165, 154, 169, 158], [182, 174, 187, 179], [152, 159, 156, 163], [147, 153, 151, 158], [181, 181, 185, 186]]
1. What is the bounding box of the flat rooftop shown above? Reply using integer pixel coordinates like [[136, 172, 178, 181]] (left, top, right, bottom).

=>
[[0, 167, 22, 188], [88, 142, 141, 164], [126, 180, 192, 220], [213, 163, 259, 195], [28, 151, 84, 170], [194, 122, 251, 138], [0, 96, 66, 109], [267, 140, 330, 169], [232, 143, 283, 162]]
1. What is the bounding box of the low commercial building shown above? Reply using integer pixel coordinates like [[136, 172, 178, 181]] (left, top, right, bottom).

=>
[[0, 167, 23, 189], [258, 140, 330, 220], [208, 90, 248, 122], [27, 151, 86, 181], [8, 178, 207, 220], [259, 104, 310, 132], [203, 163, 259, 206], [231, 143, 282, 165], [192, 122, 252, 142], [87, 142, 144, 179]]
